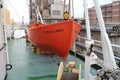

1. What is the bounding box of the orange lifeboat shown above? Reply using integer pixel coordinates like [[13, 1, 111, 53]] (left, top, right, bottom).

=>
[[28, 18, 82, 60]]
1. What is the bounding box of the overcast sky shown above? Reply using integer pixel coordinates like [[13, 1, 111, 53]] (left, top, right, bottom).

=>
[[5, 0, 112, 23]]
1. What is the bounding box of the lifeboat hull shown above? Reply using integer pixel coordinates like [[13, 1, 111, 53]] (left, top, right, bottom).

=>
[[28, 19, 82, 60]]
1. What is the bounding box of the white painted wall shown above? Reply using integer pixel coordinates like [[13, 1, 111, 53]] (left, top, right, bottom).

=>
[[51, 4, 63, 18], [0, 3, 7, 80]]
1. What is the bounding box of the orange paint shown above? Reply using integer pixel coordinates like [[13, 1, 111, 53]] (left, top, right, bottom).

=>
[[28, 19, 82, 60]]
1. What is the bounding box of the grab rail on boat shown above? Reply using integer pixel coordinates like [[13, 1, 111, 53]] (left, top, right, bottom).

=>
[[0, 43, 6, 52]]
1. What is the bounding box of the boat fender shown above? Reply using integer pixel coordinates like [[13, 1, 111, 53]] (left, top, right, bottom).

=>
[[6, 64, 12, 71]]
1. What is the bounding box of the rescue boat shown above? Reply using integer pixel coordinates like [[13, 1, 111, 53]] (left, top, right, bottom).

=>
[[28, 18, 82, 60]]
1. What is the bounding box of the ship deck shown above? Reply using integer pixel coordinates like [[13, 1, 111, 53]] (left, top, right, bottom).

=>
[[6, 38, 96, 80]]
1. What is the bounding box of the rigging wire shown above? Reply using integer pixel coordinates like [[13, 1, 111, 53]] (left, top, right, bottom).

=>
[[63, 0, 70, 20], [63, 0, 66, 12], [68, 0, 71, 14], [7, 0, 21, 22]]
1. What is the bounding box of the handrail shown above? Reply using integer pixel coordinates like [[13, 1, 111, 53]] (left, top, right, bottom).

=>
[[78, 36, 120, 48], [0, 43, 6, 52], [76, 41, 120, 61], [111, 44, 120, 48]]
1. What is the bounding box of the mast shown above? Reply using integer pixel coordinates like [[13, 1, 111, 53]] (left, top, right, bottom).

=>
[[93, 0, 117, 70], [83, 0, 91, 40], [83, 0, 94, 79], [84, 0, 118, 79]]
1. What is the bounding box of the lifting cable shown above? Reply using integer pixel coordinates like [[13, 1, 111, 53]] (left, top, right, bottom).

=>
[[63, 0, 71, 20], [63, 0, 66, 12], [63, 0, 74, 20]]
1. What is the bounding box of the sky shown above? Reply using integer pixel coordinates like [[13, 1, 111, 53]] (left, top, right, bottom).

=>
[[5, 0, 29, 23], [5, 0, 112, 23]]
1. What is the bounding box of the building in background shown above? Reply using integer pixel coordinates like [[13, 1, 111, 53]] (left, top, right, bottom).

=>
[[29, 0, 68, 24], [88, 0, 120, 24]]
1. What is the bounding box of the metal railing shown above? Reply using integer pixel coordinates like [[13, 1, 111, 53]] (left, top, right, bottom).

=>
[[77, 36, 120, 61], [78, 36, 120, 48]]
